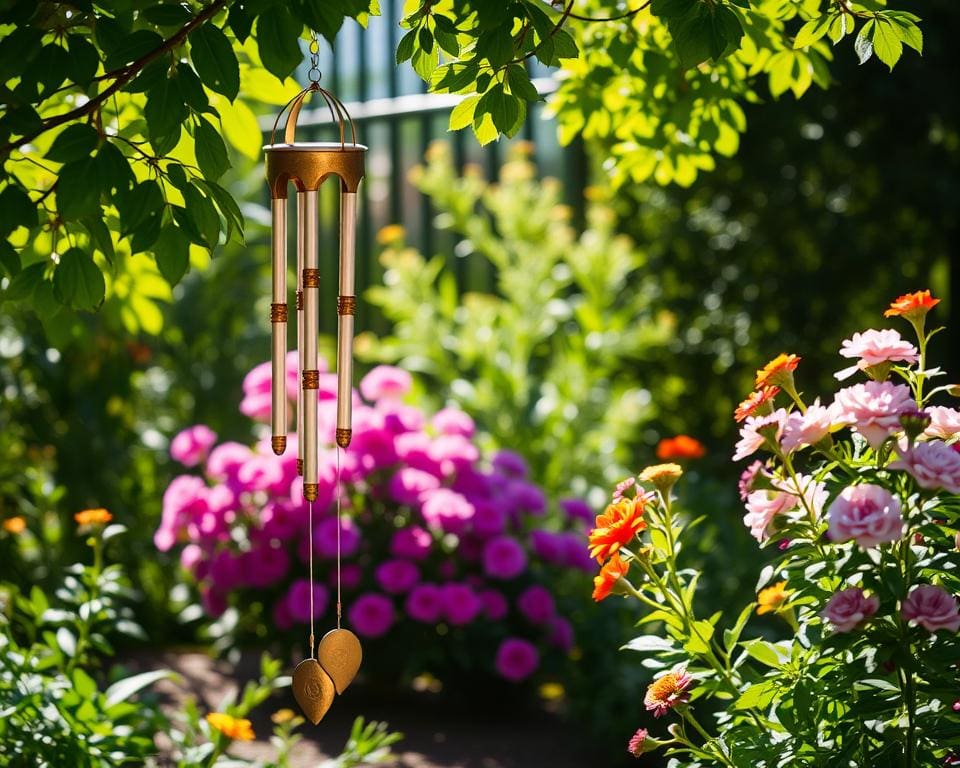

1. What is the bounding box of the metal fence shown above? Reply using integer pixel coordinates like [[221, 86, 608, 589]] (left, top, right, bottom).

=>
[[268, 0, 587, 334]]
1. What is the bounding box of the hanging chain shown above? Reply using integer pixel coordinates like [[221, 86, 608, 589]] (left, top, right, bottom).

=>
[[307, 30, 321, 85]]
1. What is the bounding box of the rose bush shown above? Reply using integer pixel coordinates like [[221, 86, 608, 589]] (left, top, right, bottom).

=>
[[157, 359, 588, 687], [592, 291, 960, 765]]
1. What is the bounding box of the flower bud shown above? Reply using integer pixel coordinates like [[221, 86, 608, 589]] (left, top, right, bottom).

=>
[[900, 409, 931, 443]]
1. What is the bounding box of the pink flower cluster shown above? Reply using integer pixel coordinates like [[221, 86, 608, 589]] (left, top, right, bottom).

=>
[[158, 363, 584, 684]]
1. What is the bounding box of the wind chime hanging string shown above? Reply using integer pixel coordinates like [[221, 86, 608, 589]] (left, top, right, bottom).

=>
[[264, 33, 363, 725]]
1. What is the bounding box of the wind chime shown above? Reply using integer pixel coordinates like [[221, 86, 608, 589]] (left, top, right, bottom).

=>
[[264, 35, 364, 725]]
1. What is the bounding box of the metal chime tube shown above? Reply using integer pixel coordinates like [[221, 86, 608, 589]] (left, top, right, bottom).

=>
[[270, 198, 288, 455], [335, 190, 357, 448], [302, 189, 320, 501], [296, 192, 306, 477]]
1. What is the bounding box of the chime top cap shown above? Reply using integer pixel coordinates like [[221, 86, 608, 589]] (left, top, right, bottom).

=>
[[263, 141, 367, 153]]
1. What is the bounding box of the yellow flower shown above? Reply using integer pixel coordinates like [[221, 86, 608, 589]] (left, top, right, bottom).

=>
[[2, 516, 26, 534], [206, 712, 255, 741], [756, 581, 792, 615], [270, 708, 296, 725], [376, 224, 405, 246], [638, 463, 683, 492], [74, 508, 112, 527]]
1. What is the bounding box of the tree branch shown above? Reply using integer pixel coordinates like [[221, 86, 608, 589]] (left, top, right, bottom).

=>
[[1, 0, 230, 158], [566, 1, 651, 22]]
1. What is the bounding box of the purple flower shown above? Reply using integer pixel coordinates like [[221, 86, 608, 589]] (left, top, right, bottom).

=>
[[259, 501, 302, 540], [421, 488, 475, 535], [273, 596, 293, 631], [390, 526, 433, 561], [517, 585, 555, 625], [359, 365, 412, 402], [471, 501, 507, 538], [548, 617, 574, 652], [375, 559, 421, 594], [510, 481, 547, 515], [530, 530, 564, 564], [379, 401, 425, 434], [432, 407, 475, 438], [405, 583, 444, 623], [388, 468, 440, 507], [314, 516, 361, 559], [483, 535, 527, 580], [480, 589, 509, 620], [495, 638, 539, 682], [559, 497, 593, 525], [329, 563, 363, 591], [560, 532, 595, 572], [286, 579, 329, 623], [209, 549, 244, 591], [243, 542, 289, 588], [441, 582, 482, 626], [170, 425, 217, 467], [348, 593, 396, 638], [492, 450, 528, 478]]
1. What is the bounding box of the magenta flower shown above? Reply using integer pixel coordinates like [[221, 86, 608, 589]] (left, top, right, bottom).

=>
[[432, 407, 475, 437], [421, 488, 475, 535], [375, 559, 420, 594], [179, 544, 203, 574], [548, 617, 574, 652], [378, 401, 425, 434], [833, 381, 917, 448], [394, 431, 442, 477], [348, 593, 396, 638], [314, 516, 360, 559], [237, 455, 285, 494], [243, 542, 290, 588], [330, 563, 363, 591], [405, 583, 444, 623], [901, 584, 960, 632], [480, 588, 509, 621], [259, 501, 301, 541], [390, 526, 433, 561], [205, 442, 253, 481], [239, 362, 272, 422], [209, 549, 244, 591], [627, 727, 649, 758], [359, 365, 412, 402], [441, 582, 482, 626], [471, 501, 507, 538], [429, 434, 480, 475], [836, 328, 919, 380], [890, 441, 960, 493], [201, 587, 227, 618], [170, 425, 218, 467], [827, 484, 903, 548], [733, 409, 788, 461], [494, 637, 539, 682], [285, 579, 329, 623], [517, 585, 556, 625], [820, 587, 879, 632], [482, 535, 527, 580], [491, 450, 528, 478]]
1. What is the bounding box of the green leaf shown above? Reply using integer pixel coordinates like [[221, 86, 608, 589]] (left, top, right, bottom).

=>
[[195, 178, 244, 244], [104, 30, 164, 70], [794, 15, 832, 49], [396, 29, 416, 63], [104, 670, 175, 708], [96, 141, 136, 200], [854, 20, 874, 64], [54, 248, 105, 310], [683, 619, 715, 655], [3, 262, 45, 302], [189, 24, 240, 100], [871, 18, 903, 70], [0, 241, 19, 277], [83, 217, 116, 264], [742, 639, 783, 668], [57, 157, 101, 219], [194, 118, 230, 180], [256, 8, 303, 81], [506, 64, 539, 101], [735, 680, 777, 710], [552, 28, 579, 59], [117, 180, 164, 236], [622, 635, 677, 653], [180, 184, 220, 249], [0, 185, 38, 234], [449, 94, 480, 131], [723, 603, 755, 652], [154, 223, 191, 286], [887, 14, 923, 53], [46, 124, 100, 163], [141, 3, 193, 27], [56, 627, 77, 657], [175, 65, 209, 111], [66, 34, 100, 84], [479, 24, 515, 68], [478, 84, 519, 135], [412, 46, 439, 80], [650, 0, 695, 18], [144, 78, 187, 147]]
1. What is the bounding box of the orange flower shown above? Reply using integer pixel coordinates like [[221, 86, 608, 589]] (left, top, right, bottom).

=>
[[734, 386, 780, 423], [656, 435, 706, 460], [644, 668, 693, 717], [756, 580, 792, 615], [592, 553, 630, 601], [755, 354, 801, 390], [2, 516, 26, 534], [206, 712, 255, 741], [884, 290, 940, 320], [588, 496, 650, 563], [74, 508, 113, 527]]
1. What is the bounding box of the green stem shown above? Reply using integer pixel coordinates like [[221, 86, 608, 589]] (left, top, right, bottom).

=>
[[680, 708, 736, 768], [913, 317, 927, 406]]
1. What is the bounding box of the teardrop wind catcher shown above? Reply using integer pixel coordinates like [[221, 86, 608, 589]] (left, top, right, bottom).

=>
[[591, 291, 960, 766]]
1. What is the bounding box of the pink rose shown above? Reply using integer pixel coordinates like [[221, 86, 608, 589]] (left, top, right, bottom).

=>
[[925, 406, 960, 440], [733, 409, 787, 462], [743, 491, 798, 543], [781, 400, 841, 453], [827, 484, 903, 547], [890, 440, 960, 493], [901, 584, 960, 633], [833, 382, 917, 448], [359, 365, 412, 402], [820, 587, 879, 632], [432, 407, 475, 437], [835, 328, 919, 381], [170, 425, 218, 467]]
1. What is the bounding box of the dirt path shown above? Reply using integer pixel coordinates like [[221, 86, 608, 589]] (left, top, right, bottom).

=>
[[132, 651, 591, 768]]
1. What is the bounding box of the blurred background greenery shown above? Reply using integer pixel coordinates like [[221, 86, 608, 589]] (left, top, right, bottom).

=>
[[1, 0, 956, 764]]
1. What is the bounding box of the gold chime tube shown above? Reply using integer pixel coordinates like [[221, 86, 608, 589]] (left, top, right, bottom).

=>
[[335, 190, 357, 449], [302, 189, 320, 501], [270, 198, 288, 456], [296, 192, 305, 477]]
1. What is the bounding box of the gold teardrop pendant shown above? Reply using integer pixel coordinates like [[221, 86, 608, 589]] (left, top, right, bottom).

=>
[[292, 657, 335, 725], [317, 627, 363, 694]]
